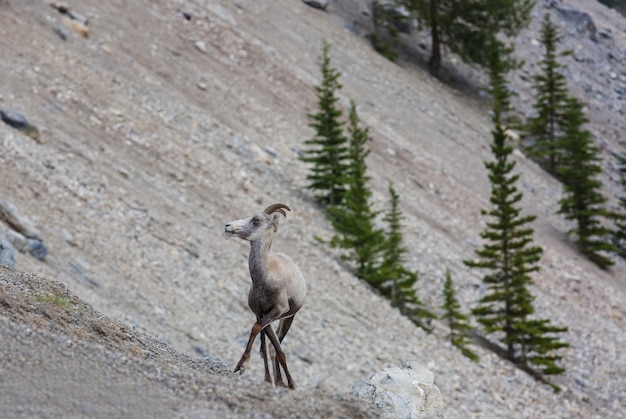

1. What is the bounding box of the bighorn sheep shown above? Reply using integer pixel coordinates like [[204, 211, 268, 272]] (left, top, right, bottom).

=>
[[224, 203, 306, 389]]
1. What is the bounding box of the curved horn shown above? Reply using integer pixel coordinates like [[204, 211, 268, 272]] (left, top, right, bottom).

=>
[[264, 203, 291, 217]]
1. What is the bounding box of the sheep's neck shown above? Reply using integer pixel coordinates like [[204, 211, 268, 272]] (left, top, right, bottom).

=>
[[249, 239, 271, 285]]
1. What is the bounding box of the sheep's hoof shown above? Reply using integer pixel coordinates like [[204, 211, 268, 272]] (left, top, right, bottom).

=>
[[234, 353, 250, 374], [234, 362, 246, 374]]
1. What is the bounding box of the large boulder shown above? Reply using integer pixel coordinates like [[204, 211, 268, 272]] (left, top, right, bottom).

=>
[[353, 361, 444, 419]]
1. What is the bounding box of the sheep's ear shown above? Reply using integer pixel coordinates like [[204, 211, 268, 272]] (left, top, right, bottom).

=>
[[270, 213, 281, 231]]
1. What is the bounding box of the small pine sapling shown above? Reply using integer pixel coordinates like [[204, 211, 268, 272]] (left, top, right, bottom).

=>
[[441, 269, 478, 361], [374, 183, 435, 331]]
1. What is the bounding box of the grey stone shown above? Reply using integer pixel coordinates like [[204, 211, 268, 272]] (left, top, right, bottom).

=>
[[556, 5, 597, 41], [0, 109, 40, 141], [176, 9, 192, 21], [67, 10, 88, 25], [69, 262, 100, 287], [5, 229, 27, 252], [265, 146, 278, 158], [60, 228, 76, 247], [52, 26, 68, 41], [27, 239, 47, 261], [0, 233, 15, 267], [230, 133, 252, 157], [0, 199, 42, 240], [302, 0, 328, 11]]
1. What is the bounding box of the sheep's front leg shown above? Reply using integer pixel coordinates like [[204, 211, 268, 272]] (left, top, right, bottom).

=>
[[234, 322, 261, 374], [234, 307, 284, 375]]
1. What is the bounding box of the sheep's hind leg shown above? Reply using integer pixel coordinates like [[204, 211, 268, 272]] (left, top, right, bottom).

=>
[[265, 326, 295, 389], [272, 316, 295, 387], [260, 330, 272, 383]]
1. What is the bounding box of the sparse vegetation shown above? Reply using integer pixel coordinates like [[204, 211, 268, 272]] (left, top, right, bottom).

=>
[[35, 292, 72, 310]]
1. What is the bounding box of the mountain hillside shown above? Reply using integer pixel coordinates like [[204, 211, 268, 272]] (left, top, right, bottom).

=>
[[1, 0, 624, 417]]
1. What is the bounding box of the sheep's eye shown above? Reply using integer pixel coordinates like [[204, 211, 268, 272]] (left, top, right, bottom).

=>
[[252, 217, 260, 225]]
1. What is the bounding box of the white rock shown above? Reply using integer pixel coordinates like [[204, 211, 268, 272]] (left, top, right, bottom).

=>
[[353, 361, 444, 419], [194, 40, 207, 53]]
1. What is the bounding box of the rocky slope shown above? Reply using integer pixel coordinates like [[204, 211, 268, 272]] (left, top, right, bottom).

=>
[[0, 266, 373, 418], [0, 0, 625, 417]]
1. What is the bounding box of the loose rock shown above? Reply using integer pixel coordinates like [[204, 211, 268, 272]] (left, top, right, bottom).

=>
[[0, 234, 16, 267], [554, 4, 597, 41], [5, 229, 27, 253], [64, 18, 89, 38], [0, 199, 42, 240], [27, 239, 47, 261], [194, 40, 207, 53], [302, 0, 328, 11], [0, 109, 41, 141], [52, 26, 68, 41]]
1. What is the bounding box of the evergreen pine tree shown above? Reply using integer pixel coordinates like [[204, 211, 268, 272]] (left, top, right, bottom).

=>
[[374, 183, 436, 331], [465, 42, 540, 359], [327, 101, 384, 281], [525, 13, 571, 175], [300, 41, 350, 207], [441, 268, 478, 361], [395, 0, 533, 76], [557, 97, 617, 269], [465, 42, 567, 380]]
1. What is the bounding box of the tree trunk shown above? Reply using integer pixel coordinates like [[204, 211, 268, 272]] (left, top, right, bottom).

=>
[[428, 0, 441, 76]]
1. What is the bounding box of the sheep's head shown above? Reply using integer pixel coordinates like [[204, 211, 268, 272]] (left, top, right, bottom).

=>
[[224, 204, 291, 241]]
